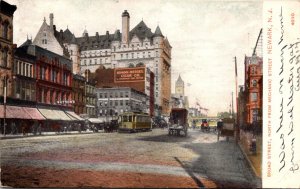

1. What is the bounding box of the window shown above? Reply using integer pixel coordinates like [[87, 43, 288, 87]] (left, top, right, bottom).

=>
[[121, 54, 123, 59], [95, 59, 97, 64], [40, 67, 45, 80], [29, 65, 32, 77], [25, 64, 29, 77], [126, 53, 128, 59], [2, 22, 9, 39], [252, 79, 257, 87], [251, 93, 258, 102], [1, 49, 8, 67], [148, 52, 151, 57], [132, 53, 134, 59]]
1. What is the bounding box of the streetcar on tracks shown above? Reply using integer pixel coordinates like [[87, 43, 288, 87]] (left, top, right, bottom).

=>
[[118, 112, 152, 132]]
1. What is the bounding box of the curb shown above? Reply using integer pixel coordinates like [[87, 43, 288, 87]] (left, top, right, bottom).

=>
[[0, 131, 97, 140], [238, 142, 261, 179]]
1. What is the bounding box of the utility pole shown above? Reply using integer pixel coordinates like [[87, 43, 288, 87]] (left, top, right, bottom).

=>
[[231, 91, 234, 118], [234, 56, 240, 143]]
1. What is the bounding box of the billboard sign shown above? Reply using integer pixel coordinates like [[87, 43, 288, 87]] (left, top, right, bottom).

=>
[[114, 67, 145, 82]]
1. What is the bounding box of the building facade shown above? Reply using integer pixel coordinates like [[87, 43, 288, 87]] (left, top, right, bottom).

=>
[[20, 45, 73, 110], [243, 55, 263, 126], [72, 74, 85, 115], [96, 87, 148, 119], [92, 66, 154, 116], [85, 80, 97, 117], [30, 11, 171, 116], [0, 0, 17, 99], [13, 45, 36, 103]]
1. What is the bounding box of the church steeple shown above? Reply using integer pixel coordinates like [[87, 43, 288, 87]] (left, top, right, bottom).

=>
[[175, 74, 184, 96]]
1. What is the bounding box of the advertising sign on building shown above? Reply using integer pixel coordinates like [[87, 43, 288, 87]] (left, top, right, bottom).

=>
[[114, 67, 145, 82]]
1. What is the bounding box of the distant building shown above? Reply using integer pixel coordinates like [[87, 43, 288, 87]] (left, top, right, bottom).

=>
[[95, 87, 148, 119], [92, 66, 154, 117], [171, 75, 189, 109]]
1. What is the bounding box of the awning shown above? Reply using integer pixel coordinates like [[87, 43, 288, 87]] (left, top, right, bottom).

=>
[[23, 107, 45, 120], [65, 111, 84, 121], [38, 108, 71, 121], [55, 110, 72, 121], [88, 118, 104, 123], [0, 105, 31, 119]]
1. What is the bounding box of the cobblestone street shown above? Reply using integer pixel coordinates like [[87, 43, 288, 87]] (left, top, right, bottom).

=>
[[1, 129, 260, 188]]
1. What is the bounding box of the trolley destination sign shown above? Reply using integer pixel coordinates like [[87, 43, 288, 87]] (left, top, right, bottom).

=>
[[114, 67, 145, 82]]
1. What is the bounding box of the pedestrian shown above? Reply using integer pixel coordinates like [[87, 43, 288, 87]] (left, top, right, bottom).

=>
[[38, 122, 42, 135], [10, 121, 17, 135]]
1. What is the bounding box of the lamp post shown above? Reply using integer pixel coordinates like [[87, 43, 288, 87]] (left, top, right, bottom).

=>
[[2, 75, 9, 136]]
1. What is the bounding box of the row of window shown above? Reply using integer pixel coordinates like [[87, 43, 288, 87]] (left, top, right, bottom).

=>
[[39, 66, 70, 86], [98, 91, 129, 98], [81, 50, 109, 57], [99, 100, 131, 107], [39, 88, 71, 105], [15, 60, 33, 77], [81, 57, 108, 66], [119, 51, 157, 59]]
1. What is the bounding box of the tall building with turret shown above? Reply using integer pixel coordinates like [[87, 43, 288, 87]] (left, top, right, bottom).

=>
[[31, 10, 171, 116]]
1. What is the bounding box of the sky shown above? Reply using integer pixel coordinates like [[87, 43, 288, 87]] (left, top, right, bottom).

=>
[[7, 0, 263, 116]]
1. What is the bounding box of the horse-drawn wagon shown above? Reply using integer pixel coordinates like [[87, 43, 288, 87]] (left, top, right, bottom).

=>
[[168, 108, 188, 137]]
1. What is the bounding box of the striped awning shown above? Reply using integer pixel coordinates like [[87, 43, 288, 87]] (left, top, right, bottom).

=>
[[65, 111, 84, 121], [38, 108, 71, 121], [0, 105, 45, 120]]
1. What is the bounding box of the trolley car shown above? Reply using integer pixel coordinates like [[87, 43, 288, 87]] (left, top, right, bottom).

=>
[[118, 112, 152, 132]]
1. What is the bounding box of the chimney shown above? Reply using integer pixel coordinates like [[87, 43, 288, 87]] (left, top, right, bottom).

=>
[[50, 13, 54, 33]]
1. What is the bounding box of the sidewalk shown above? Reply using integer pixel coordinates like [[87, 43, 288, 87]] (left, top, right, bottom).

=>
[[238, 130, 262, 178], [0, 130, 96, 140]]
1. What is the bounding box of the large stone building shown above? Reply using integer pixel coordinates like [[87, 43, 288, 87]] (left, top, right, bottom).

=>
[[61, 11, 170, 116], [0, 0, 17, 99]]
